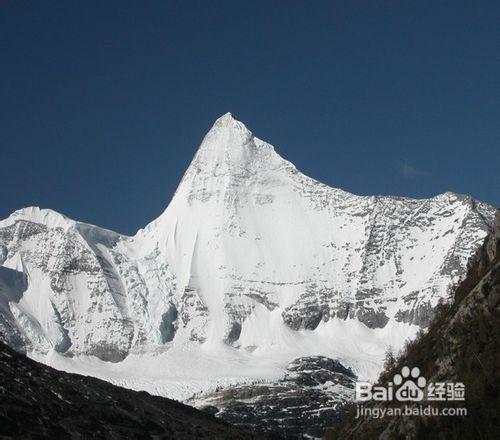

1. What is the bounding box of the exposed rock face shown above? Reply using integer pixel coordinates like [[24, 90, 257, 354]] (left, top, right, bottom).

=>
[[0, 340, 256, 439], [193, 356, 356, 439], [329, 211, 500, 440]]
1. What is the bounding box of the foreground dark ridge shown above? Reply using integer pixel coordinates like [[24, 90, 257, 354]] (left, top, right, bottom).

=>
[[328, 211, 500, 439], [0, 340, 257, 440]]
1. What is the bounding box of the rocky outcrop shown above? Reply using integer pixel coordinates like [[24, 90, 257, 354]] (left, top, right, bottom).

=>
[[193, 356, 356, 439]]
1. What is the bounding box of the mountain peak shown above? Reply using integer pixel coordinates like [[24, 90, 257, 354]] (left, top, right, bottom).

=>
[[159, 113, 288, 213], [187, 113, 284, 175], [0, 206, 74, 231], [209, 112, 252, 137], [192, 113, 255, 163], [215, 111, 236, 123]]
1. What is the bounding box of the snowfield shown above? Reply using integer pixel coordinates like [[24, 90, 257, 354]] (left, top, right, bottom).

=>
[[30, 318, 419, 401]]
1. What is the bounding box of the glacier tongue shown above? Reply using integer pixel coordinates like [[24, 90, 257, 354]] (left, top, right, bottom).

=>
[[0, 113, 496, 399]]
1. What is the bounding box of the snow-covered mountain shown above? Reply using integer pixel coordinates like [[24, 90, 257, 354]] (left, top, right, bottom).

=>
[[0, 113, 495, 400]]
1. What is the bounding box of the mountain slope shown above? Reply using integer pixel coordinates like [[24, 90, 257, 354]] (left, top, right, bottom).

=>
[[0, 339, 255, 439], [0, 113, 495, 401], [328, 211, 500, 439]]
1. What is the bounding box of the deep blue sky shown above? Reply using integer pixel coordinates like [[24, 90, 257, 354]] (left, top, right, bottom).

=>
[[1, 1, 498, 235]]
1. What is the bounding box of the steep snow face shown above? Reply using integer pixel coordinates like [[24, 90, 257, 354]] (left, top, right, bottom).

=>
[[137, 112, 495, 346], [0, 113, 496, 395]]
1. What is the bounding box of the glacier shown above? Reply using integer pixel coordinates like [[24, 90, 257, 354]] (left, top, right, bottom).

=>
[[0, 112, 496, 401]]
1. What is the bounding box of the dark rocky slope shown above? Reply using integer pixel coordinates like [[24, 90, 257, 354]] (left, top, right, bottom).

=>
[[0, 340, 257, 439], [192, 356, 356, 439], [327, 211, 500, 439]]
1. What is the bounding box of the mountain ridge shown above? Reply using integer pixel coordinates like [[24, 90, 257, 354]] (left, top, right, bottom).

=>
[[0, 114, 495, 403]]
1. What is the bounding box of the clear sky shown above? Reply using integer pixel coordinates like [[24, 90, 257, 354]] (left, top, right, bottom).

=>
[[1, 1, 498, 235]]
